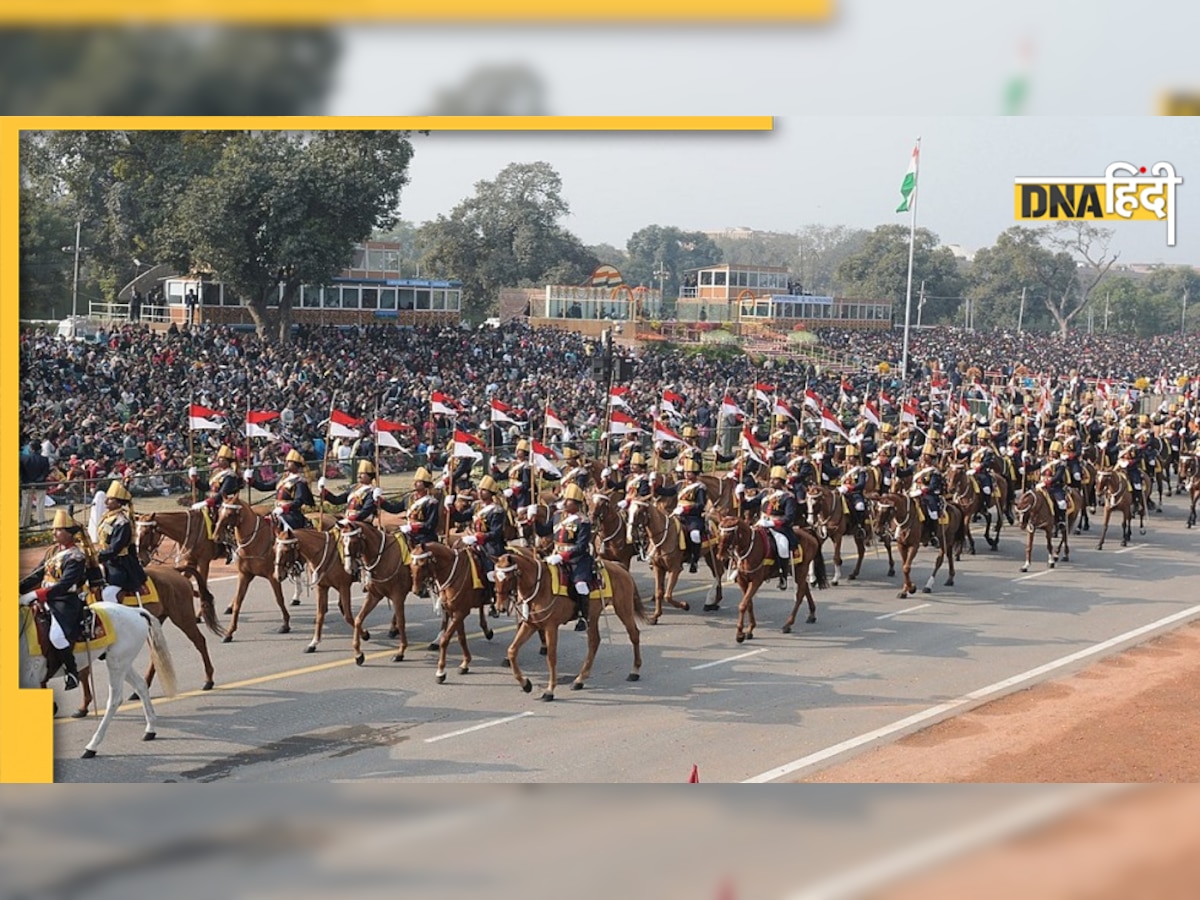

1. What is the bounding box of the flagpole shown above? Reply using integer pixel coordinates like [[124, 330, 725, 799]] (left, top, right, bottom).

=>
[[901, 137, 921, 382], [373, 402, 381, 502], [244, 395, 252, 505], [188, 396, 197, 505], [318, 393, 335, 533]]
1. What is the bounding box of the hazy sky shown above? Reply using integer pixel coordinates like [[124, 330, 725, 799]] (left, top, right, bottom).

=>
[[390, 118, 1199, 266]]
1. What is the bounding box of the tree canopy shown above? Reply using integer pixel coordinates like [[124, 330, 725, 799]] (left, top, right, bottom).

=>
[[834, 224, 967, 323]]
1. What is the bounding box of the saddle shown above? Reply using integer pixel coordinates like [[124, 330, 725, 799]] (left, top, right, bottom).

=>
[[24, 605, 113, 659], [116, 577, 161, 607], [547, 563, 611, 601]]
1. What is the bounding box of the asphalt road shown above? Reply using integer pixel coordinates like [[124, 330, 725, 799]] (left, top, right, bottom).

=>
[[46, 491, 1200, 783]]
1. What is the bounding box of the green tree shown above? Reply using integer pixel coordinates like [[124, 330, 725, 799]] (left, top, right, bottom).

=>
[[372, 219, 424, 276], [834, 225, 966, 323], [173, 131, 415, 342], [18, 185, 76, 320], [586, 242, 628, 270], [417, 161, 598, 320], [1040, 222, 1119, 338], [966, 227, 1058, 332], [623, 225, 722, 298]]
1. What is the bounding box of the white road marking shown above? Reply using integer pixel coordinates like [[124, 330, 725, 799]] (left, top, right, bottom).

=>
[[875, 603, 930, 620], [1013, 569, 1053, 582], [1114, 546, 1139, 554], [691, 648, 769, 670], [787, 785, 1130, 900], [742, 602, 1200, 783], [424, 711, 534, 744]]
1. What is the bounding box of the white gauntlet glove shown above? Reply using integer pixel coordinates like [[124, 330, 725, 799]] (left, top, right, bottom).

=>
[[188, 466, 198, 479], [317, 476, 327, 490], [461, 534, 477, 546], [545, 553, 563, 566]]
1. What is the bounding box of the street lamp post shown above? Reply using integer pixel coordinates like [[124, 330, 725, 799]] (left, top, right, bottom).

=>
[[652, 262, 668, 321], [62, 219, 83, 319]]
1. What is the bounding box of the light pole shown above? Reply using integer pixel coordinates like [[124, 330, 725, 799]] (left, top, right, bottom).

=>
[[61, 219, 83, 319], [652, 261, 668, 319]]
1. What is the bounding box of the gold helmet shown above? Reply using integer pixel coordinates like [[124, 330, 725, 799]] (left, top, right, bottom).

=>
[[515, 439, 530, 453], [682, 458, 700, 473], [769, 465, 788, 480], [1048, 440, 1062, 454], [562, 483, 586, 503], [357, 460, 376, 476], [216, 445, 235, 460], [1013, 416, 1024, 428], [1138, 414, 1151, 427], [791, 435, 807, 449], [926, 429, 940, 442], [52, 509, 82, 532], [285, 448, 305, 464], [844, 445, 859, 458], [412, 466, 433, 485], [563, 447, 580, 460], [478, 474, 499, 494], [106, 480, 133, 502], [629, 452, 646, 466], [922, 442, 939, 457], [879, 423, 895, 436], [682, 425, 698, 439], [977, 427, 991, 441], [774, 413, 790, 424]]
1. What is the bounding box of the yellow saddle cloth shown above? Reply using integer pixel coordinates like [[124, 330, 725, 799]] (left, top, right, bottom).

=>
[[914, 504, 950, 525], [671, 518, 716, 552], [548, 563, 613, 601], [118, 576, 161, 607], [392, 532, 413, 566], [25, 605, 118, 657]]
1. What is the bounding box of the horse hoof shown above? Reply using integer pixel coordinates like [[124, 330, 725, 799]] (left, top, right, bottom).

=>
[[360, 630, 370, 642], [436, 673, 446, 684], [304, 644, 316, 654], [277, 624, 290, 635], [736, 632, 746, 644], [888, 569, 895, 577], [427, 642, 440, 651], [1049, 561, 1056, 569], [848, 573, 857, 581], [782, 625, 792, 634], [522, 678, 532, 693], [650, 616, 661, 626], [203, 682, 214, 691], [355, 653, 365, 666], [393, 653, 405, 663], [81, 749, 97, 759], [502, 658, 511, 667], [71, 708, 88, 719], [387, 627, 399, 639], [459, 665, 469, 675], [807, 615, 817, 624], [1020, 565, 1029, 573], [680, 602, 691, 611], [626, 673, 640, 682], [539, 646, 548, 656], [703, 604, 720, 612], [922, 587, 932, 594], [898, 591, 908, 599], [224, 605, 234, 615], [541, 692, 554, 701], [143, 732, 156, 742], [946, 579, 955, 587], [571, 681, 583, 691], [291, 599, 301, 607], [484, 629, 494, 642], [222, 634, 233, 644]]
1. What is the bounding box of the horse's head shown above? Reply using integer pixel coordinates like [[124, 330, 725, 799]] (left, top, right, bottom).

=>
[[1014, 490, 1036, 528], [214, 500, 242, 544], [590, 492, 611, 526], [409, 539, 441, 591], [626, 498, 650, 545], [339, 519, 367, 580], [805, 485, 826, 515], [945, 464, 965, 491], [273, 527, 299, 583], [716, 515, 744, 562], [492, 551, 520, 615], [134, 514, 159, 565], [871, 496, 896, 532]]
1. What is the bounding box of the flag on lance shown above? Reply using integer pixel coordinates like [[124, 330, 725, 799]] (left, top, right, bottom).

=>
[[879, 389, 894, 409], [372, 417, 411, 451], [740, 426, 767, 464], [609, 409, 643, 435], [803, 387, 822, 412], [244, 409, 279, 439], [189, 404, 224, 431], [900, 398, 921, 424], [820, 406, 849, 440], [329, 409, 364, 439], [453, 429, 485, 459], [772, 399, 797, 421], [430, 391, 458, 416], [653, 419, 688, 445], [609, 386, 632, 409], [720, 395, 746, 419], [754, 382, 776, 403], [544, 406, 572, 439], [955, 396, 972, 419], [531, 439, 562, 477], [660, 389, 685, 414], [490, 398, 520, 424], [861, 400, 881, 427]]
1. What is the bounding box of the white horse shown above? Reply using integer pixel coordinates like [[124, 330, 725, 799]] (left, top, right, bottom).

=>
[[18, 601, 178, 759]]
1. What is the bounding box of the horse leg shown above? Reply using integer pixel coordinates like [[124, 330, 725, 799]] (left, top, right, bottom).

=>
[[737, 578, 759, 642], [924, 542, 943, 594], [831, 536, 843, 585], [266, 575, 292, 634], [456, 615, 471, 675], [390, 587, 408, 663], [476, 603, 494, 642], [848, 534, 866, 580], [616, 596, 643, 683], [1021, 528, 1033, 572], [1046, 525, 1057, 569], [884, 537, 895, 577], [1122, 508, 1132, 546], [963, 511, 975, 556], [664, 566, 689, 612], [74, 666, 94, 718], [573, 600, 604, 691], [223, 573, 253, 642], [1098, 503, 1112, 550], [307, 585, 328, 652], [541, 620, 561, 701], [899, 544, 916, 598], [945, 518, 956, 587], [435, 612, 465, 683], [352, 589, 383, 665], [166, 606, 215, 691], [505, 622, 537, 693], [650, 565, 665, 625]]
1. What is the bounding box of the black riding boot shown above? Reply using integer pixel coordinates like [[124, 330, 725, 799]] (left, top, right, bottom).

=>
[[688, 544, 699, 574], [573, 589, 589, 631], [57, 647, 80, 691]]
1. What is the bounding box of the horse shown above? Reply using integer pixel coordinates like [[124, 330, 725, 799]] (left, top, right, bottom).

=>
[[135, 509, 222, 597], [699, 473, 738, 517], [274, 520, 383, 654], [1013, 486, 1083, 572], [19, 600, 177, 758], [590, 491, 636, 569], [213, 499, 293, 641], [714, 516, 829, 644], [493, 547, 648, 701], [408, 540, 498, 683], [870, 492, 962, 600], [805, 484, 891, 582], [1178, 454, 1199, 528], [1094, 469, 1141, 549], [944, 463, 1005, 553], [626, 497, 724, 624], [338, 518, 415, 665]]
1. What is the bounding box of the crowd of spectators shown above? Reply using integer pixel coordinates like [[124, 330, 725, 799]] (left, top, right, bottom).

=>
[[19, 319, 1199, 517]]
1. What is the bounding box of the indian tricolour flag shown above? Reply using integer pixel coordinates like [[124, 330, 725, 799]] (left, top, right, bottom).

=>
[[896, 142, 919, 213]]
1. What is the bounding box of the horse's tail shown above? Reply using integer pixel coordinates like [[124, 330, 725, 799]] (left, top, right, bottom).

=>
[[178, 564, 227, 638], [810, 546, 830, 590], [624, 571, 650, 624], [141, 610, 177, 698]]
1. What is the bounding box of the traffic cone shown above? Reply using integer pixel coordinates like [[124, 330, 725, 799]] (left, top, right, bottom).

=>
[[688, 764, 699, 783]]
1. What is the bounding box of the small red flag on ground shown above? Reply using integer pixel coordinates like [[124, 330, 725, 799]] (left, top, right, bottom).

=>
[[688, 764, 700, 783]]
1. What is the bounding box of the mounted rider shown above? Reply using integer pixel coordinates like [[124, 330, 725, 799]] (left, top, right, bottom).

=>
[[1039, 441, 1070, 532], [911, 441, 946, 535], [838, 444, 870, 532], [745, 465, 799, 590], [654, 456, 707, 573], [537, 482, 596, 623], [451, 474, 507, 613], [397, 467, 441, 546], [247, 448, 316, 533], [320, 459, 389, 526], [189, 444, 243, 563], [500, 438, 535, 515], [621, 452, 654, 504], [95, 479, 148, 604], [1117, 444, 1146, 513]]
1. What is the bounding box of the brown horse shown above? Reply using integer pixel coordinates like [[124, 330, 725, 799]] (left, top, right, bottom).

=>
[[213, 499, 292, 641], [944, 463, 1007, 553], [408, 540, 496, 683], [493, 547, 647, 701], [870, 492, 962, 599], [1094, 469, 1141, 549], [274, 521, 380, 654], [338, 518, 416, 664], [135, 509, 222, 596], [74, 564, 223, 718], [805, 485, 891, 582], [590, 491, 636, 569], [626, 497, 724, 623], [1181, 455, 1200, 528], [699, 473, 738, 517], [715, 516, 828, 644], [1014, 486, 1083, 572]]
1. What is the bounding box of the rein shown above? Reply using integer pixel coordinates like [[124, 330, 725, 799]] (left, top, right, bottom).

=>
[[719, 521, 763, 575], [350, 523, 406, 585], [499, 552, 561, 627], [411, 544, 464, 596]]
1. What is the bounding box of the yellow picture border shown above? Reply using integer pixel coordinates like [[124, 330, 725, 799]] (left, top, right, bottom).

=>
[[1, 114, 772, 783], [2, 0, 832, 24]]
